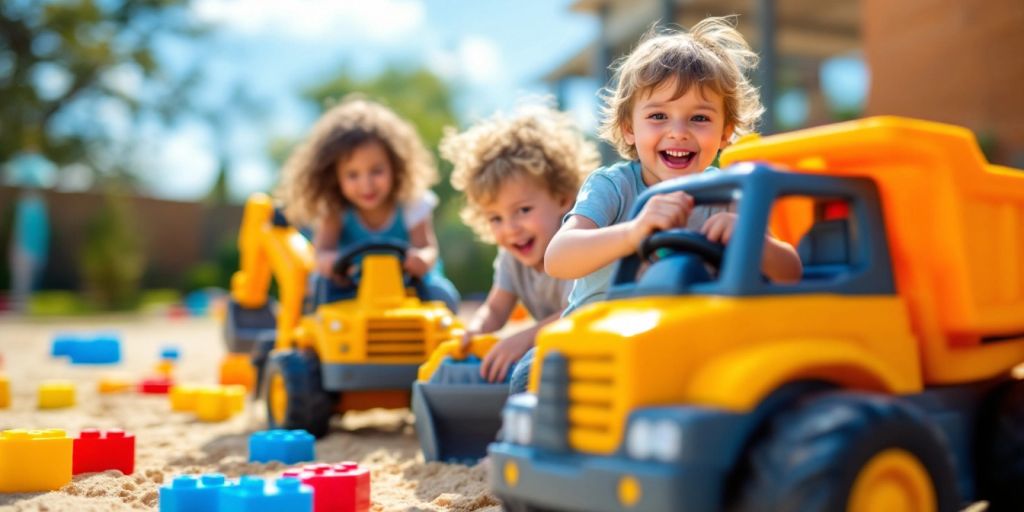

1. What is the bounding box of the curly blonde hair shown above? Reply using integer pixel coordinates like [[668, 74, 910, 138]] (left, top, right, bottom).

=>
[[599, 16, 764, 160], [277, 96, 438, 226], [443, 104, 600, 243]]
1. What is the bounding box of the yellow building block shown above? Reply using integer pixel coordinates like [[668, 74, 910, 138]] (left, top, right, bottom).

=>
[[224, 385, 246, 413], [0, 429, 73, 492], [98, 374, 133, 394], [0, 374, 9, 409], [195, 387, 232, 422], [38, 381, 75, 409], [154, 360, 175, 378], [218, 353, 255, 391], [169, 384, 200, 412]]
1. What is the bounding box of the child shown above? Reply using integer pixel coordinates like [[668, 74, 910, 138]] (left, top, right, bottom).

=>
[[546, 16, 802, 313], [443, 105, 599, 392], [277, 97, 459, 312]]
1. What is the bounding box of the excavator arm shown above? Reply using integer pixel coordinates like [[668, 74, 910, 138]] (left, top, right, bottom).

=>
[[230, 193, 314, 350]]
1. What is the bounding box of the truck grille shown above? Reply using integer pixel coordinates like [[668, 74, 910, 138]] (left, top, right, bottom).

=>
[[365, 318, 425, 361], [534, 347, 620, 454], [565, 351, 617, 452]]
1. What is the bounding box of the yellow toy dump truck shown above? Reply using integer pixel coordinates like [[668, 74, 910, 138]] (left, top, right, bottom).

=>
[[488, 117, 1024, 512], [224, 193, 462, 437]]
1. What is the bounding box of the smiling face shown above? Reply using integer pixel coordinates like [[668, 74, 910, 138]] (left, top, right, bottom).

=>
[[479, 175, 571, 270], [335, 140, 395, 214], [623, 79, 734, 186]]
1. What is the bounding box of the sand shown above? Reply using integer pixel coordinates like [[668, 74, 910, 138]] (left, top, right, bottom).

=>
[[0, 314, 501, 512]]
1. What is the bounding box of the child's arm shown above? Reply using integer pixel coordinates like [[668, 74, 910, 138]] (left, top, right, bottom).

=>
[[406, 218, 439, 278], [465, 286, 517, 338], [702, 212, 803, 283], [313, 214, 341, 277], [480, 311, 560, 383], [545, 191, 694, 279]]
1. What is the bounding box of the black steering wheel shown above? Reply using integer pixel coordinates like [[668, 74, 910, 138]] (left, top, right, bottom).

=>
[[639, 229, 725, 270], [331, 238, 410, 287]]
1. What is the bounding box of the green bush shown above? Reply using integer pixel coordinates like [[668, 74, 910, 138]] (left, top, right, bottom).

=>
[[80, 192, 145, 310]]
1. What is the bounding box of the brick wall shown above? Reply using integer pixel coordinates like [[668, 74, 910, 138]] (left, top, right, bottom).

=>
[[863, 0, 1024, 166], [0, 186, 243, 290]]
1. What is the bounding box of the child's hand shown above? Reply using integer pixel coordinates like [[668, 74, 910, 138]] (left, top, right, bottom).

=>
[[701, 212, 738, 244], [480, 335, 532, 383], [403, 248, 430, 277], [627, 191, 694, 248]]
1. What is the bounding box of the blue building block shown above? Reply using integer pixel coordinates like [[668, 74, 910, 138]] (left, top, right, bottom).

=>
[[160, 345, 181, 361], [159, 473, 230, 512], [219, 476, 312, 512], [51, 332, 122, 364], [69, 333, 121, 364], [248, 430, 315, 464], [51, 333, 81, 357]]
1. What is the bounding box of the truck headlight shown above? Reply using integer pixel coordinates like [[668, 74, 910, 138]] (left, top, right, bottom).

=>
[[626, 418, 681, 462], [515, 410, 532, 445], [501, 394, 537, 446], [626, 418, 653, 459], [649, 420, 681, 462], [501, 409, 533, 445]]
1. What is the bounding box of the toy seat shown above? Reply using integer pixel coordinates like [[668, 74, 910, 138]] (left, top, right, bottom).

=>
[[797, 217, 851, 280]]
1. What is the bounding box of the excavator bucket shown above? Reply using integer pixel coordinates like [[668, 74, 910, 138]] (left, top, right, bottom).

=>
[[413, 337, 509, 463], [413, 359, 509, 463]]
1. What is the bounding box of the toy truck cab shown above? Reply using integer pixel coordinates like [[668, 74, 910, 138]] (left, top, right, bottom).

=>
[[489, 117, 1024, 512], [225, 194, 462, 437]]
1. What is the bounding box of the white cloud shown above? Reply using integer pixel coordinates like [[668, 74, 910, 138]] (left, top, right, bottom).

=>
[[425, 35, 503, 86], [457, 36, 502, 84], [194, 0, 425, 43], [142, 124, 218, 200]]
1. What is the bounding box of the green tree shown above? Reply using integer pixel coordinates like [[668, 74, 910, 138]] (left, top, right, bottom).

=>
[[0, 0, 203, 181], [294, 66, 496, 295]]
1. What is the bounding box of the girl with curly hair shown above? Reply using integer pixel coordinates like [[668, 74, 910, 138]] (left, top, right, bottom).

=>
[[443, 103, 599, 392], [277, 97, 459, 311]]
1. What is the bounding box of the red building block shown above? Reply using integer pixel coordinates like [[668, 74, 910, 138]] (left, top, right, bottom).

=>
[[73, 428, 135, 475], [282, 462, 370, 512], [138, 376, 173, 394]]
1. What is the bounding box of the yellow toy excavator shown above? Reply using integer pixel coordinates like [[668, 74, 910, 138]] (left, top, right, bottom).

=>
[[223, 193, 462, 437]]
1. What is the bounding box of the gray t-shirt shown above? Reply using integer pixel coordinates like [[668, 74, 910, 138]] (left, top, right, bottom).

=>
[[564, 160, 727, 314], [494, 249, 571, 320]]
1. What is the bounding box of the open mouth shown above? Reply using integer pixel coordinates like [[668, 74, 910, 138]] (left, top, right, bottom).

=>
[[659, 149, 695, 169], [511, 238, 535, 256]]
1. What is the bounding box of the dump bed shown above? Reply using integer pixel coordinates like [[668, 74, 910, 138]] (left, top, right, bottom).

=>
[[721, 117, 1024, 377]]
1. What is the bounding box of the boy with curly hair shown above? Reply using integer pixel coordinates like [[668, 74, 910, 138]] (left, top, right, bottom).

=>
[[443, 104, 599, 392]]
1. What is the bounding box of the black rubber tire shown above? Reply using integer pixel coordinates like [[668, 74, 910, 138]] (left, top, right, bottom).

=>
[[730, 392, 960, 512], [976, 379, 1024, 511], [262, 349, 337, 438]]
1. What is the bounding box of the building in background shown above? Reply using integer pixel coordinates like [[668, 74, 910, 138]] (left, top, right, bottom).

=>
[[548, 0, 1023, 167]]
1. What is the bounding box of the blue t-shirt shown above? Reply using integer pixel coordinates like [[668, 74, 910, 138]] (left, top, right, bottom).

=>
[[563, 161, 724, 314]]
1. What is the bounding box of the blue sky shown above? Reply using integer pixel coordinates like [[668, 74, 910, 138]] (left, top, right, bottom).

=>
[[132, 0, 600, 201]]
